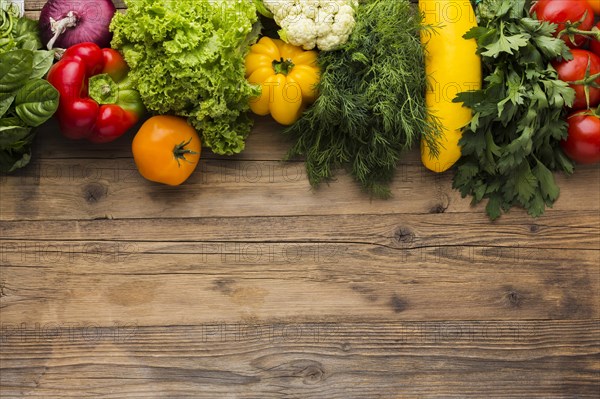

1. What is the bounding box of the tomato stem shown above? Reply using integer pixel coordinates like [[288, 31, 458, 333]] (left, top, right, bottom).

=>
[[566, 56, 600, 109], [560, 19, 600, 41], [173, 138, 198, 167], [569, 71, 600, 86], [272, 58, 295, 76]]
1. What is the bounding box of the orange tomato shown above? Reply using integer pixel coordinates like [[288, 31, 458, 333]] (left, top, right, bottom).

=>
[[132, 115, 201, 186], [587, 0, 600, 14]]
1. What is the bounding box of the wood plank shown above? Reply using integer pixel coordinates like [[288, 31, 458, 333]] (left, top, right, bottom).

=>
[[1, 239, 598, 323], [23, 10, 39, 19], [1, 154, 598, 220], [1, 321, 598, 398], [2, 212, 599, 250]]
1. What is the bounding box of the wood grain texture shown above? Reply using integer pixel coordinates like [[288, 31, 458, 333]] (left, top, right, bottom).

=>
[[1, 124, 598, 220], [2, 1, 599, 397], [1, 243, 599, 324], [1, 321, 598, 398]]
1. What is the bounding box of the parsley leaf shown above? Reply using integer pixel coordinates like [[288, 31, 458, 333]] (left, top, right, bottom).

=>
[[481, 21, 530, 58], [453, 0, 575, 220]]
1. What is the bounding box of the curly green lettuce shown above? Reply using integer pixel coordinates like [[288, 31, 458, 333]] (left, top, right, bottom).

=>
[[110, 0, 260, 155]]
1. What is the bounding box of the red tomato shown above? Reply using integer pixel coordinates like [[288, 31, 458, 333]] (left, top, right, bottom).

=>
[[590, 22, 600, 56], [561, 110, 600, 164], [531, 0, 595, 47], [586, 0, 600, 14], [553, 49, 600, 110]]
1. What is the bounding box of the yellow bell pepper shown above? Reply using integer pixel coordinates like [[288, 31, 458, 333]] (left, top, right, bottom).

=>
[[245, 37, 320, 126], [419, 0, 482, 173]]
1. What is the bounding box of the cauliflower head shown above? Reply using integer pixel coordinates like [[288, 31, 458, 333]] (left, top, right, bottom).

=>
[[261, 0, 357, 51]]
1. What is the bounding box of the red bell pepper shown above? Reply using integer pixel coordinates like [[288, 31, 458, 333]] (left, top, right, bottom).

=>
[[47, 42, 145, 143]]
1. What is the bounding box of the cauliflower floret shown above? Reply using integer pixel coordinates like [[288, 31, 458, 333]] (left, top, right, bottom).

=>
[[260, 0, 357, 51], [285, 16, 318, 50]]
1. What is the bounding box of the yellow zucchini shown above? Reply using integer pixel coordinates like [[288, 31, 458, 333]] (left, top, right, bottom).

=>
[[419, 0, 482, 173]]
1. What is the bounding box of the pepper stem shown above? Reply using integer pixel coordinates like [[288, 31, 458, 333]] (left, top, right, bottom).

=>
[[272, 58, 295, 76], [173, 138, 198, 167], [89, 74, 119, 105], [47, 11, 78, 50]]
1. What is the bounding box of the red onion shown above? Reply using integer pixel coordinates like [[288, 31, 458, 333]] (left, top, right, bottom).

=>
[[39, 0, 116, 50]]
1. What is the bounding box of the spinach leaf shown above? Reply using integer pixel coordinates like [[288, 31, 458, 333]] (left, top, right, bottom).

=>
[[0, 93, 14, 117], [30, 50, 54, 80], [13, 17, 41, 50], [0, 10, 58, 174], [0, 49, 33, 93], [15, 79, 59, 127], [0, 125, 30, 147], [0, 116, 25, 127], [0, 148, 31, 173]]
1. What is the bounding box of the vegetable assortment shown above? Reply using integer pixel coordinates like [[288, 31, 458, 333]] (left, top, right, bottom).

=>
[[110, 0, 260, 156], [1, 0, 58, 172], [2, 0, 599, 221], [531, 0, 595, 48], [530, 0, 600, 171]]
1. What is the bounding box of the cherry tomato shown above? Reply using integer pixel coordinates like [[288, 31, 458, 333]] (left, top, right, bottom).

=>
[[553, 49, 600, 110], [590, 22, 600, 56], [531, 0, 595, 48], [561, 110, 600, 164], [132, 116, 201, 186], [586, 0, 600, 14]]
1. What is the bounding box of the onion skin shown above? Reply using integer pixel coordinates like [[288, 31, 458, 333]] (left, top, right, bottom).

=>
[[39, 0, 116, 50]]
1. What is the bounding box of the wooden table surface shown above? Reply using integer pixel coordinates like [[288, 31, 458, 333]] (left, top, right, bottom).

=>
[[1, 2, 600, 398]]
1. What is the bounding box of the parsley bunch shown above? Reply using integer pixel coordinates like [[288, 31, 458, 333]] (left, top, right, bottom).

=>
[[453, 0, 575, 220]]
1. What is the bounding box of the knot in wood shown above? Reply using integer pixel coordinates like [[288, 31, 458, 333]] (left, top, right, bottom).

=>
[[83, 183, 107, 204], [394, 227, 415, 244], [429, 203, 448, 214], [390, 295, 409, 313], [504, 289, 522, 308], [302, 365, 325, 384], [430, 192, 450, 214], [297, 361, 326, 385]]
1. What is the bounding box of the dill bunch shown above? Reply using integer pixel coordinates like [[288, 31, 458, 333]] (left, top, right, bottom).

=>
[[284, 0, 440, 197]]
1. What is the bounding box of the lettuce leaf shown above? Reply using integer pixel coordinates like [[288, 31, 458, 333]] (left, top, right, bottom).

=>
[[110, 0, 260, 155]]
